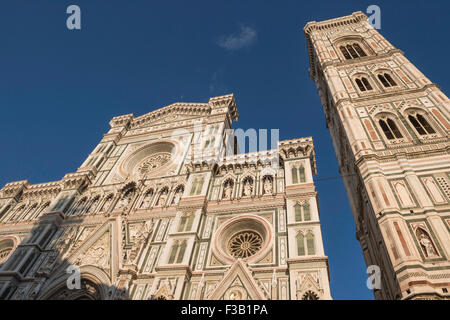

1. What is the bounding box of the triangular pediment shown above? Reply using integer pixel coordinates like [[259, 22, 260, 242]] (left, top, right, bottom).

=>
[[207, 259, 266, 300]]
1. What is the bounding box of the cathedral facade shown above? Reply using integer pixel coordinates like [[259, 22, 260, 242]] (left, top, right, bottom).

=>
[[0, 94, 331, 300], [305, 12, 450, 299]]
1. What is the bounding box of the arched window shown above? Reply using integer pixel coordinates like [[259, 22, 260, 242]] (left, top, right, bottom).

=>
[[378, 73, 397, 88], [190, 177, 204, 196], [168, 240, 187, 264], [361, 77, 372, 90], [294, 203, 302, 222], [178, 213, 195, 232], [292, 167, 298, 184], [168, 242, 179, 264], [408, 114, 436, 135], [303, 204, 311, 221], [306, 232, 315, 255], [355, 77, 373, 92], [176, 241, 187, 263], [339, 46, 351, 60], [297, 233, 305, 256], [353, 43, 367, 57], [299, 166, 306, 182], [339, 43, 367, 60], [346, 44, 359, 59], [379, 118, 403, 140]]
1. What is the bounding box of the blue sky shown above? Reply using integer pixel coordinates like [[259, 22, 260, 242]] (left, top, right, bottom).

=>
[[0, 0, 448, 299]]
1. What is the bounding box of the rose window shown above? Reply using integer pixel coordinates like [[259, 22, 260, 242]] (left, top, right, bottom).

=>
[[228, 231, 263, 259], [137, 152, 171, 176]]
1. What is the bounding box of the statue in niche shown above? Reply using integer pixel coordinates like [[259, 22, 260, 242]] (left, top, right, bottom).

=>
[[173, 187, 184, 204], [140, 191, 153, 209], [117, 189, 134, 209], [243, 179, 253, 197], [223, 182, 233, 200], [416, 228, 438, 258], [263, 176, 273, 195], [101, 195, 113, 212], [158, 189, 168, 206]]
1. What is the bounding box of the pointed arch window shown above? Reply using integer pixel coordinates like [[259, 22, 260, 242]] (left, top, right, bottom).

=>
[[408, 114, 436, 135], [355, 77, 373, 92], [168, 240, 187, 264], [178, 213, 195, 232], [168, 242, 179, 264], [306, 232, 316, 255], [190, 177, 204, 196], [353, 43, 367, 57], [291, 165, 306, 184], [299, 166, 306, 182], [303, 204, 311, 221], [294, 202, 311, 222], [378, 73, 397, 88], [176, 241, 187, 263], [297, 231, 316, 256], [292, 167, 299, 184], [294, 203, 302, 221], [339, 43, 367, 60], [379, 118, 403, 140], [297, 233, 305, 256]]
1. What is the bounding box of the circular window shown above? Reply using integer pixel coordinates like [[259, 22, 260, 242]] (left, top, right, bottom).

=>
[[228, 231, 263, 259], [212, 215, 273, 263], [136, 152, 171, 176], [119, 141, 179, 178]]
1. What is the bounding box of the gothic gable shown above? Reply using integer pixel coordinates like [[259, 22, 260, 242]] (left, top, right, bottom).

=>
[[207, 259, 266, 300]]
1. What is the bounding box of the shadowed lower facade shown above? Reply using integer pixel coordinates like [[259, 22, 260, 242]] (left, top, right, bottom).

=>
[[0, 94, 331, 300]]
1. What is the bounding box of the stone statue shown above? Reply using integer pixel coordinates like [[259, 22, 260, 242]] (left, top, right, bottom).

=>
[[243, 181, 253, 197], [419, 233, 438, 257], [263, 178, 273, 195], [223, 183, 233, 200], [158, 190, 168, 206], [140, 192, 153, 209]]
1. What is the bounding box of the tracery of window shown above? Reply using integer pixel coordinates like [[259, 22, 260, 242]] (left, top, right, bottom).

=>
[[228, 231, 263, 259], [291, 166, 306, 184], [168, 240, 187, 264], [137, 152, 171, 176], [294, 202, 311, 222], [178, 213, 195, 232], [378, 73, 397, 88], [302, 291, 319, 300], [339, 43, 367, 60], [378, 118, 403, 140], [408, 114, 436, 136], [355, 77, 373, 92], [190, 177, 204, 196], [297, 231, 315, 256]]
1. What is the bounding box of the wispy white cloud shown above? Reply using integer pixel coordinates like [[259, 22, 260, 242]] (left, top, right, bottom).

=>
[[209, 68, 229, 94], [217, 25, 257, 51]]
